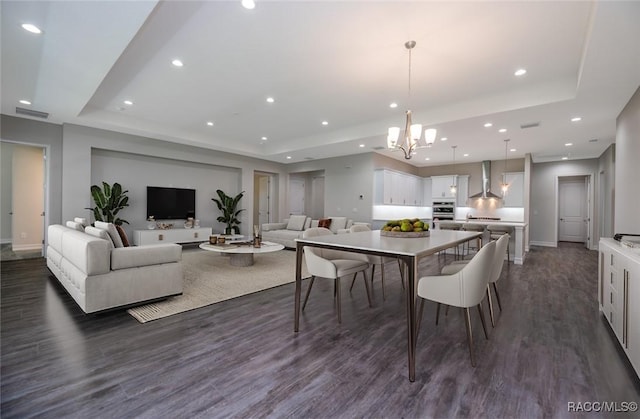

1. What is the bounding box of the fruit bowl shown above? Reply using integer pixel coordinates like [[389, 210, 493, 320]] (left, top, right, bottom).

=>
[[380, 218, 430, 238], [380, 230, 430, 238]]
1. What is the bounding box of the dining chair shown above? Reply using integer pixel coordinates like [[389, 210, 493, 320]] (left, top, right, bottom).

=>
[[416, 240, 496, 367], [487, 224, 512, 263], [302, 227, 373, 323], [348, 224, 404, 300], [461, 223, 484, 256]]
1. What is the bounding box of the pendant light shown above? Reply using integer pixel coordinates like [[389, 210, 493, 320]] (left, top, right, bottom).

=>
[[450, 145, 457, 195], [500, 139, 510, 195]]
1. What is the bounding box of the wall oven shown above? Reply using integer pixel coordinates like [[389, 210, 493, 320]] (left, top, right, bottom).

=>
[[432, 200, 455, 220]]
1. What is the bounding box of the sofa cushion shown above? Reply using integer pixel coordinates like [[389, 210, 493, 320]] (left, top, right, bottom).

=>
[[115, 225, 130, 247], [318, 218, 332, 229], [66, 221, 85, 232], [329, 217, 348, 234], [95, 221, 124, 248], [85, 226, 114, 249], [286, 215, 308, 231]]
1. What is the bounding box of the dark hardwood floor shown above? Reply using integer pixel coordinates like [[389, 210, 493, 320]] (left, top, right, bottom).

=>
[[1, 243, 639, 418]]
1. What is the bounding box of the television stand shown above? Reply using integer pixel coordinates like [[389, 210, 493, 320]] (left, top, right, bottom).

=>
[[133, 227, 212, 246]]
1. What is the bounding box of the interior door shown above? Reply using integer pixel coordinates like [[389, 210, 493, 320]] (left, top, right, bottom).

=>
[[11, 144, 45, 253], [288, 177, 305, 215], [258, 176, 270, 225], [558, 178, 587, 243]]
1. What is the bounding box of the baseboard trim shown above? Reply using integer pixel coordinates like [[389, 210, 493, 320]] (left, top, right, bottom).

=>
[[11, 244, 43, 252], [530, 241, 557, 248], [0, 238, 11, 245]]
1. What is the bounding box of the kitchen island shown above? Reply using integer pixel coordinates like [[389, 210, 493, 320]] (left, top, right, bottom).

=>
[[449, 219, 528, 265]]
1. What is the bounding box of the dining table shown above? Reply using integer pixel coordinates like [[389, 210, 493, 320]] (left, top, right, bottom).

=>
[[294, 228, 483, 382]]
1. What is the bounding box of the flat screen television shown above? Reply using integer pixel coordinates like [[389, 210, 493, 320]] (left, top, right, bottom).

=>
[[146, 186, 196, 220]]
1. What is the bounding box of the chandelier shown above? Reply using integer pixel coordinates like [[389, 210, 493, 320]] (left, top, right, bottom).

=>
[[387, 40, 437, 160]]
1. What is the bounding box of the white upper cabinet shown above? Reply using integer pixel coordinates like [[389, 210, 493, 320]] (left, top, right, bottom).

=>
[[423, 178, 432, 207], [502, 172, 524, 207], [374, 170, 423, 206], [431, 175, 457, 199], [456, 175, 469, 207]]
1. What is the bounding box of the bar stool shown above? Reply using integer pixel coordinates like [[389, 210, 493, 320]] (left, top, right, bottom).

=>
[[487, 225, 512, 263], [438, 222, 462, 260], [461, 223, 484, 256]]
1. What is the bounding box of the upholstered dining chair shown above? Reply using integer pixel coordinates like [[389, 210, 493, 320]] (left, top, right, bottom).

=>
[[302, 227, 373, 323], [416, 240, 496, 367], [348, 224, 404, 300]]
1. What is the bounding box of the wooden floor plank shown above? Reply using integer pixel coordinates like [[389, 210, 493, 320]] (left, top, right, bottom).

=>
[[1, 243, 639, 418]]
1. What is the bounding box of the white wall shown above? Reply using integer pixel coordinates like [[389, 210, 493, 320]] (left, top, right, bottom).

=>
[[530, 159, 598, 246], [615, 86, 640, 234]]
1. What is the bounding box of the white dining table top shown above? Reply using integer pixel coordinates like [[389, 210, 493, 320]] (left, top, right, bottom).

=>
[[295, 229, 481, 258]]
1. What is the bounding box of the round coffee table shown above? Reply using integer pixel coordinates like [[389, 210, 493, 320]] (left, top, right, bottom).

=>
[[198, 241, 285, 267]]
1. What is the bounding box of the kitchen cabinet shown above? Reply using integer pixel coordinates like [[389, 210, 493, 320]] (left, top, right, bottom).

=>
[[502, 172, 524, 207], [456, 175, 469, 207], [374, 170, 423, 206], [599, 238, 640, 378], [431, 175, 457, 199], [423, 178, 432, 207]]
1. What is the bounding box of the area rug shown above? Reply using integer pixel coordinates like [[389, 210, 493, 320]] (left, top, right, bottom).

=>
[[127, 248, 307, 323]]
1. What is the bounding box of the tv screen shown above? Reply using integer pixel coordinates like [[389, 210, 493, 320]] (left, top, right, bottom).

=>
[[147, 186, 196, 220]]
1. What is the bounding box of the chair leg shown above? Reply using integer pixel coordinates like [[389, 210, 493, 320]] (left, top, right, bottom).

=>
[[464, 308, 476, 367], [493, 282, 502, 311], [435, 302, 441, 325], [371, 264, 376, 285], [416, 297, 425, 337], [361, 271, 373, 308], [349, 275, 356, 292], [487, 286, 495, 328], [506, 242, 510, 264], [397, 259, 405, 290], [302, 276, 316, 311], [477, 303, 489, 340], [380, 263, 386, 301], [336, 277, 342, 323]]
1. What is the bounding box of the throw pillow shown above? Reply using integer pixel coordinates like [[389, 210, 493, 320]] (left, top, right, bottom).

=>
[[115, 225, 130, 247], [84, 226, 114, 248], [73, 217, 88, 227], [329, 216, 348, 234], [95, 221, 124, 248], [318, 218, 332, 229], [66, 221, 84, 232], [286, 215, 308, 231]]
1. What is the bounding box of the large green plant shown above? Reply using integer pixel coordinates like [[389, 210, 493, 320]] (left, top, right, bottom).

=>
[[212, 189, 244, 234], [86, 182, 130, 225]]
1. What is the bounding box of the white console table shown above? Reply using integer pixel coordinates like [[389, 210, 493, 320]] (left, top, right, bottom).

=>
[[133, 227, 212, 245]]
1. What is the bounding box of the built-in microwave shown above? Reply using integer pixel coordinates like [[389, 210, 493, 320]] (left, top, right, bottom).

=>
[[432, 200, 455, 220]]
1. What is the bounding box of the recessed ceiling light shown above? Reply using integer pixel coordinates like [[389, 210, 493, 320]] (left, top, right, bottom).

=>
[[389, 102, 398, 109], [565, 142, 573, 147], [510, 148, 516, 152], [123, 100, 133, 106], [562, 157, 569, 160], [261, 136, 267, 140], [440, 137, 448, 142], [514, 68, 527, 76], [266, 97, 275, 103], [484, 122, 493, 128], [498, 128, 507, 133], [241, 0, 256, 10], [19, 99, 31, 105], [321, 121, 328, 126], [21, 23, 41, 34], [171, 59, 183, 67], [286, 156, 292, 160], [207, 121, 214, 126], [463, 153, 470, 157], [359, 144, 365, 148], [571, 117, 582, 122], [589, 138, 598, 143], [424, 157, 430, 161]]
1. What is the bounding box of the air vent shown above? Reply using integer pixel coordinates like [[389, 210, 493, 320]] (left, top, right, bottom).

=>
[[304, 157, 314, 160], [16, 107, 49, 119], [372, 146, 386, 150], [520, 122, 540, 129]]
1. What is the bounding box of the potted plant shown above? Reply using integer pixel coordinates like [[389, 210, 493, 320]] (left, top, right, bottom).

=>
[[86, 181, 130, 225], [212, 189, 244, 235]]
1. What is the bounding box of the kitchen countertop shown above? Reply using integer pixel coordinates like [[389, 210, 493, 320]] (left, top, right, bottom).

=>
[[451, 219, 528, 227]]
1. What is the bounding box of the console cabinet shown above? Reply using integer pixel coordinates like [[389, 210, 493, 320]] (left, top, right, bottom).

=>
[[133, 227, 212, 245], [599, 238, 640, 378]]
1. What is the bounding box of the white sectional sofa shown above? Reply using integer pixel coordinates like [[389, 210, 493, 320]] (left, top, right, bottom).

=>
[[262, 215, 370, 248], [46, 223, 183, 313]]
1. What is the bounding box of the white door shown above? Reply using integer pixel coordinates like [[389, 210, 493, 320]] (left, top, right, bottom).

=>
[[558, 178, 587, 243], [11, 144, 45, 252], [258, 176, 270, 225], [288, 177, 305, 215]]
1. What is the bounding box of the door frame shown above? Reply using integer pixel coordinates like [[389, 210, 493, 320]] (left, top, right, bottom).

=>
[[554, 173, 594, 249], [1, 139, 50, 257], [253, 171, 276, 226]]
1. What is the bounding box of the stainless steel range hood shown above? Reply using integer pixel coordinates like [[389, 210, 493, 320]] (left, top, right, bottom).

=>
[[469, 160, 502, 199]]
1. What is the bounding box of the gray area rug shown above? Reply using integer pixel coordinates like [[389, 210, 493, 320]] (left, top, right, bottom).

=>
[[127, 248, 308, 323]]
